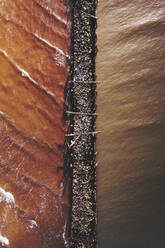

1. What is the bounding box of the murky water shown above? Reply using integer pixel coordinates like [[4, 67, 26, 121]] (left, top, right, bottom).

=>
[[0, 1, 71, 247], [96, 1, 165, 247]]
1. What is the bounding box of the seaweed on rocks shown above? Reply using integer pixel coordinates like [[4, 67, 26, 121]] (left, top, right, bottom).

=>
[[63, 0, 98, 247]]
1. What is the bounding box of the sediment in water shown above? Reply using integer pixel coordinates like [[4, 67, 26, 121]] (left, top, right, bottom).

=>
[[0, 1, 71, 247]]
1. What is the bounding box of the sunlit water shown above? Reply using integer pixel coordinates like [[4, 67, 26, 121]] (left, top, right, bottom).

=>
[[96, 1, 165, 247]]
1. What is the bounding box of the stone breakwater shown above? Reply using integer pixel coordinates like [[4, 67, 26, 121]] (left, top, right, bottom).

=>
[[64, 1, 98, 247]]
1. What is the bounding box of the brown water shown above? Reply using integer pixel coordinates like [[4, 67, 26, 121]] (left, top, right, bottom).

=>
[[0, 1, 71, 247], [96, 1, 165, 247]]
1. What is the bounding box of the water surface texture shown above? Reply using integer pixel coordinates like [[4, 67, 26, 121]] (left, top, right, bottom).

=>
[[0, 1, 71, 247], [96, 1, 165, 247]]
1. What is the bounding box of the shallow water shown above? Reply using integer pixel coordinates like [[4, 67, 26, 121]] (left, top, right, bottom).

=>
[[96, 1, 165, 247]]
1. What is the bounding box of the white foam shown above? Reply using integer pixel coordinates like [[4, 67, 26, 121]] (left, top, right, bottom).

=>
[[45, 6, 67, 25], [34, 33, 69, 58], [28, 220, 38, 229], [0, 187, 15, 205], [54, 51, 66, 67], [0, 233, 9, 247], [0, 48, 57, 101]]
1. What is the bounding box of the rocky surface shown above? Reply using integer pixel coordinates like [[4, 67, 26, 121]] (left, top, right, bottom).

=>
[[64, 1, 97, 247]]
